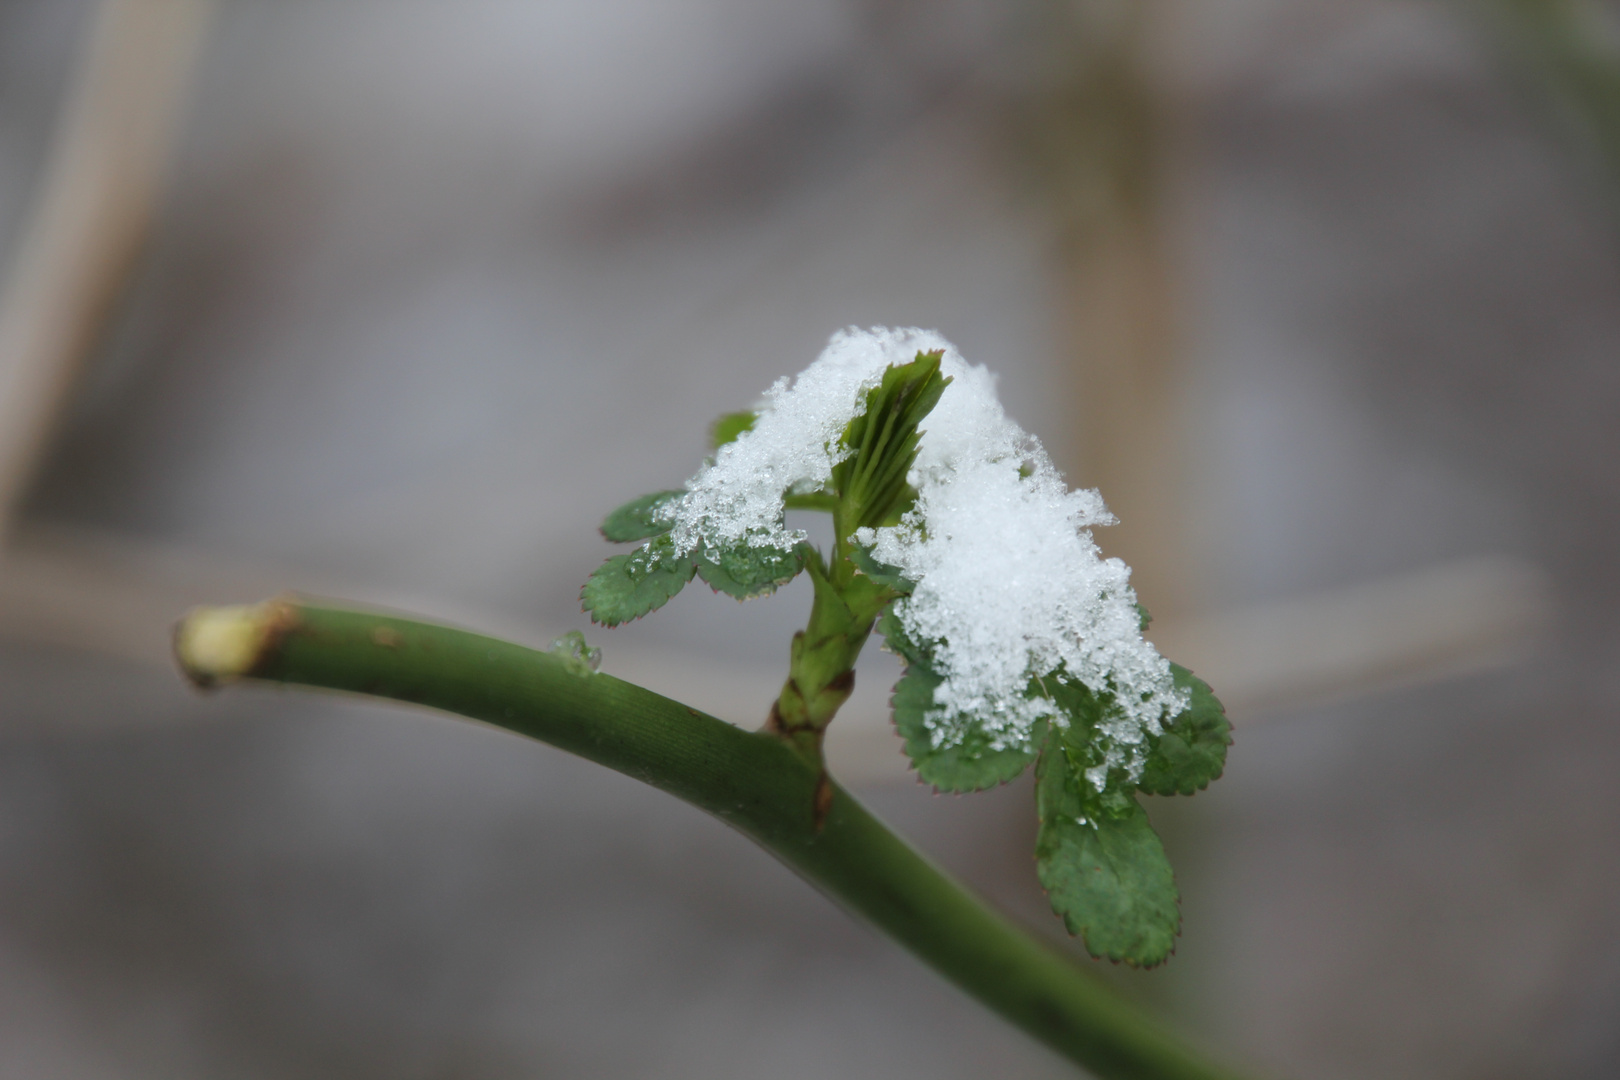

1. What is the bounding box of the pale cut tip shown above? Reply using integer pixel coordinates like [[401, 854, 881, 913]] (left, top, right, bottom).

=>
[[173, 597, 296, 688]]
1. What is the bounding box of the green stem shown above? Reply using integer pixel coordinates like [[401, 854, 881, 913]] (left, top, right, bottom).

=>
[[174, 597, 1247, 1080], [765, 529, 890, 778]]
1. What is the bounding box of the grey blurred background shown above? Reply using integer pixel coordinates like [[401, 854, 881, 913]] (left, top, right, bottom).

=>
[[0, 0, 1616, 1077]]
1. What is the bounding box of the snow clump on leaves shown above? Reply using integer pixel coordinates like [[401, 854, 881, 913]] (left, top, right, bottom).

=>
[[667, 327, 1188, 792]]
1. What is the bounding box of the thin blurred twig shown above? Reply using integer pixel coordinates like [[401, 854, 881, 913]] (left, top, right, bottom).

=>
[[0, 0, 211, 537], [1015, 0, 1198, 617], [0, 522, 1550, 766]]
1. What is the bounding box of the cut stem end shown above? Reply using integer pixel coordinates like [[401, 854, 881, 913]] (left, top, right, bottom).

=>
[[174, 597, 298, 688]]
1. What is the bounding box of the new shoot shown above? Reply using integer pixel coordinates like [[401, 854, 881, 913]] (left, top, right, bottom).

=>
[[584, 327, 1230, 967]]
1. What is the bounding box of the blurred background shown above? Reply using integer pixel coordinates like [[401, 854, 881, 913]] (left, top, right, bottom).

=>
[[0, 0, 1616, 1076]]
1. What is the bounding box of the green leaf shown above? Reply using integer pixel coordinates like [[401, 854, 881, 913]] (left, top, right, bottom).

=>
[[600, 491, 685, 543], [883, 614, 1036, 792], [1036, 733, 1180, 966], [833, 351, 951, 530], [581, 536, 695, 626], [878, 608, 925, 665], [1041, 675, 1157, 818], [1047, 673, 1105, 735], [1138, 664, 1231, 797], [710, 410, 757, 449], [695, 540, 806, 599], [849, 543, 914, 593]]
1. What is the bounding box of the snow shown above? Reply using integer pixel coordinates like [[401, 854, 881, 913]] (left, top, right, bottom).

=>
[[667, 328, 918, 557], [669, 327, 1187, 790]]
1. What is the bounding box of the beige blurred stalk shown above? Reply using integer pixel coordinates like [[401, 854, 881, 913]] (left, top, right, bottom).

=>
[[1022, 0, 1195, 619], [0, 0, 212, 536]]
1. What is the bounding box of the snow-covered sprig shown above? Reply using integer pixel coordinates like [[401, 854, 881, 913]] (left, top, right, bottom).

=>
[[581, 327, 1230, 967]]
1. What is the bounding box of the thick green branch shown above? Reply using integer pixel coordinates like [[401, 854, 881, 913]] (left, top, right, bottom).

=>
[[175, 597, 1247, 1080]]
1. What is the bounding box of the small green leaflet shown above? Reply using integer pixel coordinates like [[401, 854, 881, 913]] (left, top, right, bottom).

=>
[[710, 410, 757, 449], [582, 536, 695, 626], [878, 608, 927, 668], [849, 543, 914, 593], [1036, 729, 1180, 966], [880, 628, 1222, 962], [696, 540, 806, 599], [600, 491, 684, 543], [1138, 664, 1230, 797], [894, 660, 1039, 791], [588, 494, 807, 618], [882, 614, 1036, 792], [1043, 677, 1136, 820]]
